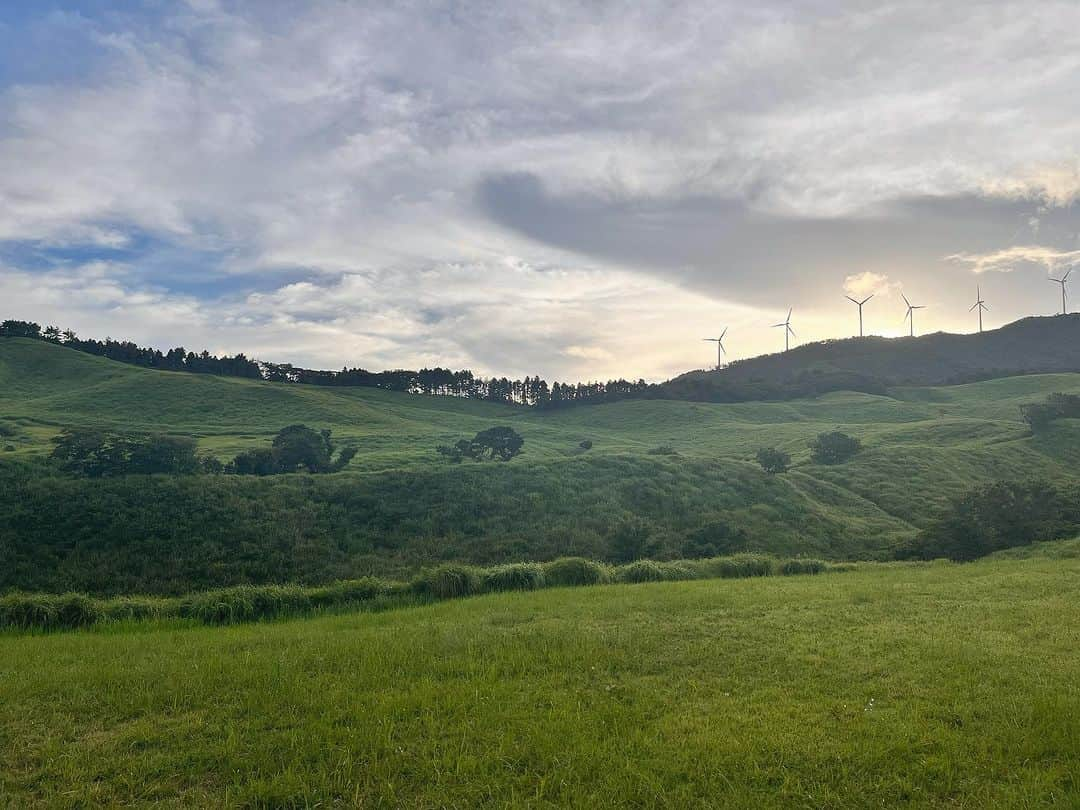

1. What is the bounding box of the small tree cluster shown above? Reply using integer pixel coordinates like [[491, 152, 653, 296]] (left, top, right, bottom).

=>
[[756, 447, 791, 474], [809, 431, 861, 464], [50, 429, 213, 477], [437, 426, 524, 462], [1020, 393, 1080, 432], [229, 425, 357, 475]]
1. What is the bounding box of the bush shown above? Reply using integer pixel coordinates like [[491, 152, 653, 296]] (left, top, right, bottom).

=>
[[682, 520, 749, 558], [483, 563, 545, 592], [413, 564, 484, 599], [3, 445, 14, 452], [809, 431, 862, 465], [579, 439, 593, 450], [897, 479, 1080, 561], [609, 517, 655, 563], [777, 558, 827, 576], [438, 427, 524, 463], [646, 445, 678, 456], [756, 447, 791, 474], [543, 557, 608, 586]]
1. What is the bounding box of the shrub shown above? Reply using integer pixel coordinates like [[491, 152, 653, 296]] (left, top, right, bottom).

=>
[[579, 439, 593, 450], [614, 560, 666, 583], [543, 557, 608, 586], [778, 558, 827, 576], [656, 562, 698, 581], [0, 424, 15, 437], [609, 517, 655, 563], [438, 427, 524, 463], [413, 564, 484, 599], [756, 447, 791, 474], [897, 479, 1080, 561], [3, 445, 14, 452], [809, 431, 862, 465], [682, 520, 749, 558], [483, 563, 545, 592]]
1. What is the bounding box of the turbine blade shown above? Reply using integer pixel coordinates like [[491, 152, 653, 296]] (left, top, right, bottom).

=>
[[787, 307, 792, 321], [969, 302, 977, 311], [902, 293, 911, 307], [720, 327, 727, 340], [903, 309, 911, 322], [771, 323, 785, 328], [845, 296, 858, 305], [1064, 269, 1072, 281], [862, 294, 874, 304], [787, 326, 796, 337]]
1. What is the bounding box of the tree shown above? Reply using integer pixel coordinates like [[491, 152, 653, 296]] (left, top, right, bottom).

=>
[[756, 447, 790, 474], [809, 431, 861, 464], [272, 425, 335, 473], [610, 517, 654, 562], [437, 427, 524, 462], [682, 520, 749, 558], [50, 430, 201, 476]]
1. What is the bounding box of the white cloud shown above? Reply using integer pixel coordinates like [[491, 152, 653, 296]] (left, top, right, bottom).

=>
[[946, 245, 1080, 275]]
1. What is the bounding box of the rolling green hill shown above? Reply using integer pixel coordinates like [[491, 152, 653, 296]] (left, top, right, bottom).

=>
[[3, 337, 1080, 594], [2, 547, 1078, 807]]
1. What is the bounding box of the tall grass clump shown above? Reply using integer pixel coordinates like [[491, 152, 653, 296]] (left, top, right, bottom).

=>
[[542, 557, 609, 586], [180, 585, 313, 625], [100, 596, 170, 622], [778, 559, 828, 576], [483, 563, 545, 592], [0, 592, 102, 630], [706, 554, 774, 579], [614, 560, 667, 583], [309, 577, 401, 607], [412, 564, 484, 599]]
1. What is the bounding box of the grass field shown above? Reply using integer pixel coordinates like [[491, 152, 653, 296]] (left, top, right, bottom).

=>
[[3, 337, 1080, 589], [1, 547, 1078, 807]]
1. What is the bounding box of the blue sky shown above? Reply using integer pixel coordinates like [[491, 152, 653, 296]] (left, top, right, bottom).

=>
[[1, 1, 1078, 378]]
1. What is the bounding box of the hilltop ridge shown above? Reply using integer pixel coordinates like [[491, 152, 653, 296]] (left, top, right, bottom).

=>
[[658, 314, 1080, 402]]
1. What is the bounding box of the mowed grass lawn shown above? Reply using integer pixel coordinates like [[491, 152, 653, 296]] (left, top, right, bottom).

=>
[[2, 555, 1078, 808]]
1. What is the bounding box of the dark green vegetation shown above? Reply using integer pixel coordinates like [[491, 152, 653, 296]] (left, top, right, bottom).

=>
[[437, 425, 524, 462], [0, 552, 836, 632], [663, 313, 1080, 402], [1, 548, 1077, 807], [1020, 391, 1080, 431], [3, 337, 1080, 594], [809, 430, 862, 464]]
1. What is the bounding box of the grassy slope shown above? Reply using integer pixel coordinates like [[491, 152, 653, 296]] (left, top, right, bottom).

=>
[[3, 338, 1080, 574], [1, 550, 1078, 807]]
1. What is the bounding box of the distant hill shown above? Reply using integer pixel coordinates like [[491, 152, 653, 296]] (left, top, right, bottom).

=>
[[658, 314, 1080, 402]]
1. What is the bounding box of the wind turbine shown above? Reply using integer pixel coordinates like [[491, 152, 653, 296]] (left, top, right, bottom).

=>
[[902, 293, 925, 337], [969, 285, 989, 333], [772, 308, 795, 352], [845, 294, 873, 337], [1050, 270, 1071, 315], [702, 328, 727, 370]]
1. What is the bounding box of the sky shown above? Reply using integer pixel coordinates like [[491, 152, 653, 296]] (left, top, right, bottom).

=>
[[1, 0, 1078, 381]]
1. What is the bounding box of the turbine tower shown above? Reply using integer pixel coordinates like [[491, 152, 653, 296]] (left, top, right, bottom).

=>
[[845, 294, 873, 337], [702, 328, 727, 370], [969, 286, 989, 333], [1050, 270, 1071, 315], [902, 294, 925, 337], [772, 308, 795, 352]]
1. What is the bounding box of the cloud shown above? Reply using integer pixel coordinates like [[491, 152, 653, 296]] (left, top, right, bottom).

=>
[[843, 272, 901, 300], [2, 1, 1080, 373], [946, 246, 1080, 275]]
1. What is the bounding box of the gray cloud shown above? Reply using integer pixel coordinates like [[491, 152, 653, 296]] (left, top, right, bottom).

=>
[[1, 1, 1079, 376]]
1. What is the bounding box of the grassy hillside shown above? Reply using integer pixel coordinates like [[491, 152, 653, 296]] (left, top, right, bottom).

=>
[[1, 550, 1077, 807], [662, 313, 1080, 401], [3, 337, 1080, 593]]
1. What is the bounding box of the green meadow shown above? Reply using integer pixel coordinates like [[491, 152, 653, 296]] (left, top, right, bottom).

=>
[[3, 337, 1080, 592], [1, 548, 1078, 808]]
